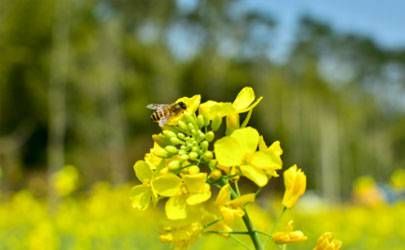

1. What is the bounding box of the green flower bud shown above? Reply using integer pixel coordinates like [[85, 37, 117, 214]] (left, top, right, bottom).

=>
[[209, 169, 222, 180], [181, 160, 191, 168], [200, 140, 209, 151], [179, 149, 187, 156], [188, 122, 196, 131], [154, 149, 168, 158], [203, 151, 213, 161], [152, 134, 168, 146], [178, 120, 188, 131], [188, 165, 200, 174], [197, 115, 205, 128], [180, 154, 189, 161], [198, 131, 205, 140], [170, 137, 183, 145], [165, 145, 178, 154], [205, 131, 215, 142], [208, 160, 217, 169], [184, 113, 197, 125], [191, 146, 199, 152], [189, 152, 198, 160], [163, 130, 177, 138], [168, 160, 180, 170], [177, 132, 186, 140]]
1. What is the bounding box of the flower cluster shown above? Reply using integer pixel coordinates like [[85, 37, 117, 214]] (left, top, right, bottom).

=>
[[131, 87, 340, 250]]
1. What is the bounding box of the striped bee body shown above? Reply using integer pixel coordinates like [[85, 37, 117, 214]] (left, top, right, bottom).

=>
[[146, 102, 187, 127]]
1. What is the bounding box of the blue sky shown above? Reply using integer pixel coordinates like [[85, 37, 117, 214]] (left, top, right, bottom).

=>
[[240, 0, 405, 60]]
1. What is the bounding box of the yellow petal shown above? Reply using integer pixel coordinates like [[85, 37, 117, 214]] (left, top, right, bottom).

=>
[[230, 127, 259, 155], [240, 164, 268, 187], [313, 232, 342, 250], [165, 196, 187, 220], [220, 206, 245, 224], [233, 87, 255, 112], [186, 185, 211, 205], [199, 101, 235, 120], [176, 95, 201, 114], [227, 193, 255, 207], [225, 113, 240, 134], [214, 137, 244, 166], [282, 165, 306, 208], [130, 185, 152, 210], [133, 160, 153, 183], [272, 230, 308, 244], [216, 184, 231, 205], [151, 173, 183, 197], [268, 140, 283, 156], [250, 151, 282, 172], [183, 173, 207, 193]]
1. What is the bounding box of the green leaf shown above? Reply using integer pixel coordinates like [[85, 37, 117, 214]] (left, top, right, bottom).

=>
[[130, 185, 152, 210], [165, 196, 187, 220], [240, 164, 268, 187], [214, 137, 244, 166], [133, 160, 153, 183], [230, 127, 259, 155], [151, 173, 182, 197]]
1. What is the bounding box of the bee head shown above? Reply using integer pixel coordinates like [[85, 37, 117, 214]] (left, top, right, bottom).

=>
[[177, 101, 187, 110]]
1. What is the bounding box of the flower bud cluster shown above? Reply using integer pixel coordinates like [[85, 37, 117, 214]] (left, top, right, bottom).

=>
[[152, 113, 217, 176]]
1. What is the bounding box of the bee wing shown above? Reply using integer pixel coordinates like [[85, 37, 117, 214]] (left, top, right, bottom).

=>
[[146, 104, 169, 110], [158, 117, 169, 127]]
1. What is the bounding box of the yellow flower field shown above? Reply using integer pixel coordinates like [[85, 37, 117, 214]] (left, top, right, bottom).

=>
[[0, 183, 403, 250]]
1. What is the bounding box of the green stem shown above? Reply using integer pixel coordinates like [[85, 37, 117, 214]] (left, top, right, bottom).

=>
[[242, 209, 263, 250]]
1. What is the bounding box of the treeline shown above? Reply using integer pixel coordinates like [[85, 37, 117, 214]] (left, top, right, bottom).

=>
[[0, 0, 404, 200]]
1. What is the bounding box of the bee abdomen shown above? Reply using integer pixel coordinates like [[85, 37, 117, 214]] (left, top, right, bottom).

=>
[[151, 112, 160, 122]]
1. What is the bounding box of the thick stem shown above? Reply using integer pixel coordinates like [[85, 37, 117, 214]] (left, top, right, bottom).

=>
[[242, 209, 263, 250]]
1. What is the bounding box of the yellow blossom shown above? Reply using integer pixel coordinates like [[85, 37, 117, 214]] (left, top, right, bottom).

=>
[[160, 222, 203, 250], [215, 184, 255, 225], [272, 220, 308, 244], [152, 173, 211, 220], [313, 232, 342, 250], [214, 127, 282, 187], [51, 165, 79, 197], [282, 165, 306, 208], [130, 160, 157, 210]]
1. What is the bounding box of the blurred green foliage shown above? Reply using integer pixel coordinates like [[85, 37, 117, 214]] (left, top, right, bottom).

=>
[[0, 0, 404, 201]]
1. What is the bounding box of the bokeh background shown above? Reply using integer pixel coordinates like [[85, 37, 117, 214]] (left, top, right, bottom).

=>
[[0, 0, 404, 249]]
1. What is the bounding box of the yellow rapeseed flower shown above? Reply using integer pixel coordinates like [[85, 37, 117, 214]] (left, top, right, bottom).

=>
[[282, 164, 306, 208], [214, 127, 282, 187], [272, 220, 307, 244], [313, 232, 342, 250], [215, 184, 255, 225]]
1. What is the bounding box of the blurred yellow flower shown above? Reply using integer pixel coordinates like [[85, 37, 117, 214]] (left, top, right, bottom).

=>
[[215, 184, 255, 225], [51, 165, 79, 197], [390, 168, 405, 190], [272, 220, 307, 244], [313, 232, 342, 250], [352, 175, 384, 207], [160, 222, 203, 250], [282, 165, 306, 208]]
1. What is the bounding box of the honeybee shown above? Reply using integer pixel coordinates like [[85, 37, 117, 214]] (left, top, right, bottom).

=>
[[146, 101, 187, 127]]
